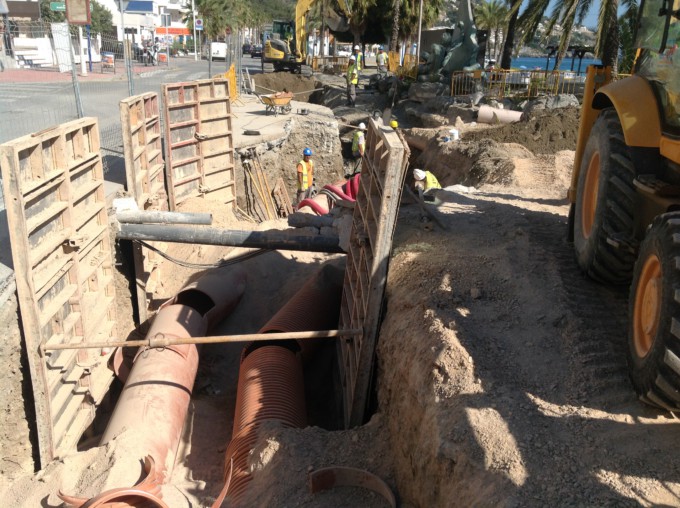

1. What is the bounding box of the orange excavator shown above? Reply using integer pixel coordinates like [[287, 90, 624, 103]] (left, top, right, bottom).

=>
[[568, 0, 680, 409]]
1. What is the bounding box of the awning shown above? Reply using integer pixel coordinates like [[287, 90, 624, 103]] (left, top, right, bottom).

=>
[[125, 1, 154, 13], [156, 27, 190, 35]]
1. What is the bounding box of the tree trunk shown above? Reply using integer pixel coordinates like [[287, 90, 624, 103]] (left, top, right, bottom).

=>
[[391, 0, 400, 52], [600, 3, 620, 73], [500, 5, 520, 69]]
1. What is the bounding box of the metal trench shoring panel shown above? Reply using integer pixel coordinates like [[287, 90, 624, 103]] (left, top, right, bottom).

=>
[[162, 78, 236, 211], [119, 92, 169, 322], [339, 118, 409, 427], [0, 118, 118, 467]]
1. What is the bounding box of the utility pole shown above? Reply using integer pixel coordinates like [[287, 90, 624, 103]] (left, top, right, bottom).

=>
[[191, 0, 197, 61]]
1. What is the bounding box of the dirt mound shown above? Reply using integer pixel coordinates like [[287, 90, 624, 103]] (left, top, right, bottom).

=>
[[462, 107, 580, 154], [253, 73, 319, 102]]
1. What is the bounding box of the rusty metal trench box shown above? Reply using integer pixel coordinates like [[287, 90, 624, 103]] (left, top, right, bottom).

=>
[[0, 79, 408, 467]]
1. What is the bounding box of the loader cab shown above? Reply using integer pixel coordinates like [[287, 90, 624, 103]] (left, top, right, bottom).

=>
[[634, 0, 680, 135]]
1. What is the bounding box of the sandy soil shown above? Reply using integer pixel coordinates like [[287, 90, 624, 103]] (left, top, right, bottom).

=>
[[4, 72, 680, 507]]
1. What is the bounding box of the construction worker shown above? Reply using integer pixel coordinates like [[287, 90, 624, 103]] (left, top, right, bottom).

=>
[[346, 55, 359, 107], [377, 45, 388, 76], [413, 168, 441, 201], [352, 122, 366, 159], [297, 147, 315, 203], [353, 44, 363, 74]]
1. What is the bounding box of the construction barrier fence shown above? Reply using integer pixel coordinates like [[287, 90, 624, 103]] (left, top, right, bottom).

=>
[[450, 68, 594, 100]]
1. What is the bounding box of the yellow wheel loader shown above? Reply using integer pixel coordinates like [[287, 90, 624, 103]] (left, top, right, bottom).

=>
[[569, 0, 680, 409]]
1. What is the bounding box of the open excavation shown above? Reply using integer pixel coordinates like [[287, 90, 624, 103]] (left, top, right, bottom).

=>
[[2, 59, 680, 507]]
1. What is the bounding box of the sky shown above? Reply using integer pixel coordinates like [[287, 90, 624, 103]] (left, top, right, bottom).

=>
[[538, 0, 600, 30]]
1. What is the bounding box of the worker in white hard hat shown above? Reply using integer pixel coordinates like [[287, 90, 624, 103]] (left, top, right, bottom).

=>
[[352, 122, 366, 159], [346, 55, 359, 107], [352, 44, 363, 74], [413, 168, 441, 202]]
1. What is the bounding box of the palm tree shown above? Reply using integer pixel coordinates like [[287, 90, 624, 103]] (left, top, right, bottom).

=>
[[516, 0, 621, 72], [500, 0, 522, 69], [618, 0, 639, 73], [474, 0, 508, 62]]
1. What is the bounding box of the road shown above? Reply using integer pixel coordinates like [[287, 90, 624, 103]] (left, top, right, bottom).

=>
[[0, 54, 262, 277]]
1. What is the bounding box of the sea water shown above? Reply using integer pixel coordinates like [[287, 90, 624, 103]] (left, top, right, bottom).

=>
[[508, 56, 601, 72]]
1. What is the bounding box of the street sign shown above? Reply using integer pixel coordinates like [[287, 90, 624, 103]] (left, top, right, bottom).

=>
[[50, 2, 66, 11], [195, 18, 203, 30]]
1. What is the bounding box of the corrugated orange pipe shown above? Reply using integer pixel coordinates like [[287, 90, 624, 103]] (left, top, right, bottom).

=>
[[213, 263, 344, 507]]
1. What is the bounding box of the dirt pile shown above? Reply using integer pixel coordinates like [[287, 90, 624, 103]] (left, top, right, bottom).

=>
[[462, 107, 581, 154], [252, 73, 320, 102]]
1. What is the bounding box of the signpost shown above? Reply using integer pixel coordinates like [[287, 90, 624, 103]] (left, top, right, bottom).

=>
[[195, 18, 203, 30]]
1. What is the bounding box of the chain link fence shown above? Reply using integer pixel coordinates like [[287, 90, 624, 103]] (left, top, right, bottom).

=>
[[1, 19, 246, 184]]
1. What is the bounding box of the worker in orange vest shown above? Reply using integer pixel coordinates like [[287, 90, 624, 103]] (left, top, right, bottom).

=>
[[297, 147, 315, 203]]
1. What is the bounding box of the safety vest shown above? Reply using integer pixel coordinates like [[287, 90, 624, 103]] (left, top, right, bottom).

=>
[[352, 131, 365, 154], [346, 64, 358, 84], [355, 51, 363, 70], [424, 171, 442, 191], [377, 52, 387, 67], [297, 159, 314, 190]]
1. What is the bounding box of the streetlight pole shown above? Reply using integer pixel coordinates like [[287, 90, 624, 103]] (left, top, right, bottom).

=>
[[415, 0, 423, 74], [191, 0, 197, 61], [118, 0, 133, 95]]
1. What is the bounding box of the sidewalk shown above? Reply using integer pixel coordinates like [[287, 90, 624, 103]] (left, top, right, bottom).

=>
[[0, 62, 176, 83]]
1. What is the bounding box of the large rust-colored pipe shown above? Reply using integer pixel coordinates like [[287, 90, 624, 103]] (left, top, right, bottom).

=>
[[215, 263, 345, 507], [62, 267, 246, 508]]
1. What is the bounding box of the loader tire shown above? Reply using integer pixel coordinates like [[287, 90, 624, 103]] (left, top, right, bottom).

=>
[[573, 108, 637, 284], [628, 214, 680, 410]]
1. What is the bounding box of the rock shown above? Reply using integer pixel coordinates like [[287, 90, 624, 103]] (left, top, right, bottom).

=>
[[421, 113, 449, 127], [446, 104, 477, 124], [408, 82, 448, 102], [521, 94, 580, 119]]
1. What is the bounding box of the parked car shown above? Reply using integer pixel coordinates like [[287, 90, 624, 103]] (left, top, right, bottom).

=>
[[242, 43, 252, 55], [250, 44, 263, 58]]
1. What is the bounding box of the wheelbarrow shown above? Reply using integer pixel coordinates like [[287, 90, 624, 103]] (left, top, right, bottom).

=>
[[260, 92, 294, 116]]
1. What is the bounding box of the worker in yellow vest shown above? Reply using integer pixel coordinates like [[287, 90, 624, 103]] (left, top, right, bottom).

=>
[[377, 45, 388, 77], [352, 122, 366, 159], [413, 168, 441, 202], [297, 147, 315, 203], [353, 44, 363, 74], [346, 55, 359, 107]]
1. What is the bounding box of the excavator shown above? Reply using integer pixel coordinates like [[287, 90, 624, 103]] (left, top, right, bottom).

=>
[[261, 0, 351, 73], [569, 0, 680, 410]]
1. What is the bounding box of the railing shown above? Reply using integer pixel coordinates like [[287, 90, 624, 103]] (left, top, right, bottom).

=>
[[451, 68, 590, 100]]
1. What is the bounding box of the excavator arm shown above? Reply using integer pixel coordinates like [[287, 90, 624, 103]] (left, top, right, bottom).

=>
[[295, 0, 353, 60]]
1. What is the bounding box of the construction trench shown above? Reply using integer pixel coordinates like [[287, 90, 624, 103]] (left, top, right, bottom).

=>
[[5, 70, 680, 507], [0, 71, 411, 507]]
